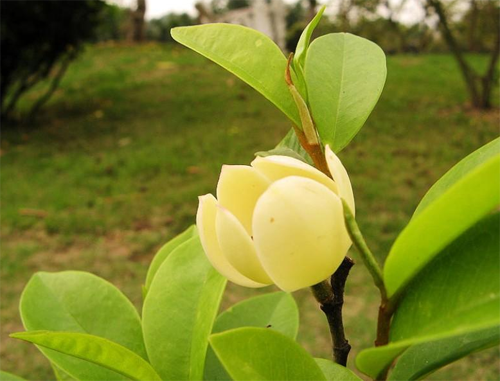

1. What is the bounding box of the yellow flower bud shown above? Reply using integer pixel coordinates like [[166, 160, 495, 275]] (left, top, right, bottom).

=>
[[196, 145, 355, 292]]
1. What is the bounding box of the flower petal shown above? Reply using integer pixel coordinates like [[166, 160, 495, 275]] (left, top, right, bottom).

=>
[[216, 165, 271, 235], [252, 176, 348, 292], [251, 155, 338, 194], [325, 145, 355, 215], [216, 206, 273, 284], [196, 194, 267, 288]]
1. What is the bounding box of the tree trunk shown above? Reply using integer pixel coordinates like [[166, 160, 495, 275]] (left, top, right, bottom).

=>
[[307, 0, 318, 22], [479, 16, 500, 109], [427, 0, 497, 110], [467, 0, 479, 52], [131, 0, 146, 42]]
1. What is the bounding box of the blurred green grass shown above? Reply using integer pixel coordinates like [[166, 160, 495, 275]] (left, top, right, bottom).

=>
[[1, 43, 499, 380]]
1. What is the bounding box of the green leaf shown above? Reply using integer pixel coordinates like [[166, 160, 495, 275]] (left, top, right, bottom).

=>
[[171, 24, 300, 126], [357, 214, 500, 378], [314, 359, 362, 381], [413, 137, 500, 217], [294, 5, 325, 69], [19, 271, 147, 381], [276, 129, 313, 164], [142, 235, 226, 381], [255, 147, 308, 163], [11, 331, 161, 381], [384, 155, 500, 298], [144, 225, 196, 294], [214, 292, 299, 337], [0, 371, 27, 381], [204, 292, 299, 381], [210, 327, 326, 381], [51, 363, 75, 381], [305, 33, 386, 152], [389, 326, 500, 380]]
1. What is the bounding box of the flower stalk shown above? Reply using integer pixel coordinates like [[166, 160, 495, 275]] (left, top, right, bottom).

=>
[[341, 198, 394, 354], [341, 199, 386, 300], [311, 256, 354, 366]]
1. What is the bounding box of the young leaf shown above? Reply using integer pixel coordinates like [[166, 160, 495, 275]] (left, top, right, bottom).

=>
[[357, 214, 500, 378], [314, 359, 362, 381], [210, 327, 326, 381], [413, 137, 500, 217], [276, 129, 313, 164], [255, 147, 309, 163], [144, 225, 196, 294], [384, 154, 500, 298], [19, 271, 147, 381], [0, 371, 27, 381], [11, 331, 161, 381], [171, 24, 300, 126], [294, 5, 325, 69], [142, 235, 226, 381], [204, 292, 299, 381], [305, 33, 386, 152]]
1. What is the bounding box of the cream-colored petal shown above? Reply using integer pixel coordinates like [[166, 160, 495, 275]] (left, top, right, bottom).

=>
[[216, 206, 273, 284], [196, 194, 267, 288], [325, 145, 355, 215], [216, 165, 271, 235], [252, 176, 349, 292], [251, 155, 338, 194]]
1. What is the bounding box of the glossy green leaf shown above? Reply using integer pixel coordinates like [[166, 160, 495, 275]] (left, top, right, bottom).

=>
[[210, 327, 326, 381], [214, 292, 298, 337], [357, 214, 500, 378], [389, 326, 500, 380], [384, 155, 500, 298], [204, 292, 299, 381], [171, 24, 300, 126], [144, 225, 196, 293], [294, 6, 325, 69], [19, 271, 147, 380], [414, 137, 500, 217], [314, 359, 362, 381], [11, 331, 161, 381], [305, 33, 386, 151], [142, 235, 226, 381], [51, 363, 75, 381], [0, 371, 27, 381]]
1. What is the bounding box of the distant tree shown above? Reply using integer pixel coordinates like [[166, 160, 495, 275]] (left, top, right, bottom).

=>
[[147, 13, 195, 42], [0, 0, 106, 123], [426, 0, 499, 109], [306, 0, 318, 22], [95, 3, 129, 41], [211, 0, 250, 14], [130, 0, 147, 42], [286, 1, 305, 29]]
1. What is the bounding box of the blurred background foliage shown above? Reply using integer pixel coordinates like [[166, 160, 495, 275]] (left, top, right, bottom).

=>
[[0, 0, 498, 379], [1, 0, 498, 122]]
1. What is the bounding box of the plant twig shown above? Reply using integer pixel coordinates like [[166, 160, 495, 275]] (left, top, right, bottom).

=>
[[341, 199, 386, 300], [341, 198, 394, 354], [311, 257, 354, 366]]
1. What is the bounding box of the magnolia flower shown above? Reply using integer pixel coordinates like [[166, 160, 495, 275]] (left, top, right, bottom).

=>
[[196, 145, 355, 292]]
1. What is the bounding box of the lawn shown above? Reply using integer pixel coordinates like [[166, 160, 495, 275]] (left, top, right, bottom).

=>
[[1, 42, 499, 380]]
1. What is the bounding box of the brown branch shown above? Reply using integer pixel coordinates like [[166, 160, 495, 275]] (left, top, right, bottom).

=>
[[311, 257, 355, 366]]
